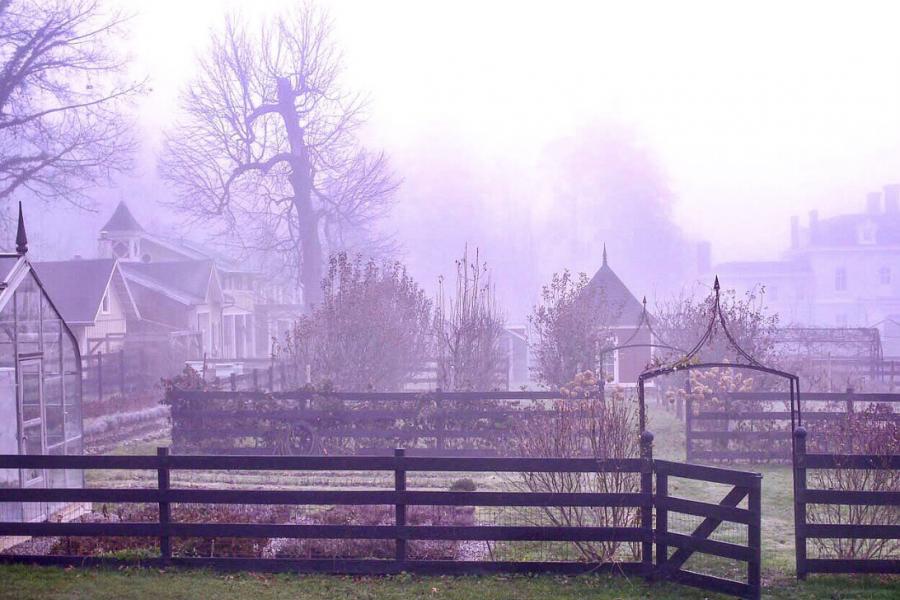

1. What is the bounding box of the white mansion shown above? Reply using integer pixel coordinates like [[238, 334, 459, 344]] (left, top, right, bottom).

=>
[[705, 184, 900, 357]]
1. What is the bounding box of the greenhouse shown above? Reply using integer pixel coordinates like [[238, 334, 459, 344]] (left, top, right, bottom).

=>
[[0, 208, 84, 526]]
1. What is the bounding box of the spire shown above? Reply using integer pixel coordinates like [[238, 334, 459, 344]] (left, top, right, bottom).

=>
[[602, 243, 608, 267], [15, 201, 27, 255], [713, 275, 720, 295]]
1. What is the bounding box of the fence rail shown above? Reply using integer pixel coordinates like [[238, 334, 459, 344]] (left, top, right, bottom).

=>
[[166, 390, 598, 456], [686, 391, 900, 463], [0, 436, 763, 599], [793, 427, 900, 578]]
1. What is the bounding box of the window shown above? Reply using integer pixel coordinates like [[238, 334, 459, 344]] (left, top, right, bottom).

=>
[[600, 350, 617, 383], [112, 241, 129, 258], [100, 290, 110, 314], [834, 267, 847, 291], [880, 267, 891, 285]]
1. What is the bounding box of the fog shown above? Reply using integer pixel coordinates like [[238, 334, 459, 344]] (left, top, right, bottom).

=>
[[22, 0, 900, 320]]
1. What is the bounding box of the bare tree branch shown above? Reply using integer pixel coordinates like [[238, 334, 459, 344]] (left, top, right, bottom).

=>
[[0, 0, 142, 212]]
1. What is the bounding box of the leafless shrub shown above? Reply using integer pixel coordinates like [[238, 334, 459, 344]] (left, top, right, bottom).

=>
[[528, 271, 619, 388], [508, 371, 641, 562], [433, 247, 507, 391], [808, 404, 900, 560]]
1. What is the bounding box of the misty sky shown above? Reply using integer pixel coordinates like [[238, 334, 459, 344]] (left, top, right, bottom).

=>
[[29, 0, 900, 316]]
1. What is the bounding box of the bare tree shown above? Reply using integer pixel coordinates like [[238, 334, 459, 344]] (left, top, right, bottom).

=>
[[0, 0, 140, 212], [161, 3, 398, 307]]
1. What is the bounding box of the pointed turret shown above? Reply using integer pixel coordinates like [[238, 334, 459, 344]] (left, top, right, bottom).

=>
[[602, 243, 608, 267], [101, 201, 144, 233], [15, 201, 27, 255]]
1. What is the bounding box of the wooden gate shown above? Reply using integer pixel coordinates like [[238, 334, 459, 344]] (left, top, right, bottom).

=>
[[654, 459, 763, 599]]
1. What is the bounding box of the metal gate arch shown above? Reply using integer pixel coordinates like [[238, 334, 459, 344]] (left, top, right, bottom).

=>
[[637, 277, 800, 599]]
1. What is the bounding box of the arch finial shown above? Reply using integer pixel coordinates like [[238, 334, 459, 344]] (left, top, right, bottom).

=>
[[713, 275, 720, 293], [15, 201, 27, 255], [602, 243, 608, 266]]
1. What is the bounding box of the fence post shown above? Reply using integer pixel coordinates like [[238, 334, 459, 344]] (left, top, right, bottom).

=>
[[253, 368, 259, 391], [230, 372, 237, 392], [97, 351, 103, 401], [119, 349, 126, 395], [748, 473, 762, 599], [845, 386, 854, 415], [157, 447, 171, 562], [655, 468, 668, 578], [793, 426, 808, 580], [279, 362, 286, 391], [684, 378, 693, 462], [640, 430, 654, 580], [394, 448, 407, 564], [268, 364, 274, 391]]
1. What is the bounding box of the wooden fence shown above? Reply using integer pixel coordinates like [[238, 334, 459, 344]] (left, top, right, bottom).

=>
[[685, 391, 900, 463], [793, 427, 900, 578], [0, 436, 763, 599], [82, 349, 157, 403], [167, 390, 583, 456]]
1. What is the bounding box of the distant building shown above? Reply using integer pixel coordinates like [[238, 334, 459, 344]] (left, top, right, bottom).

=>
[[705, 185, 900, 357], [580, 248, 654, 385], [34, 259, 141, 356], [95, 201, 302, 359]]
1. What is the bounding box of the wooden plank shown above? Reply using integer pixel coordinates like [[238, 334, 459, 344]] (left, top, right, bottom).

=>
[[804, 454, 900, 469], [656, 496, 753, 525], [0, 453, 642, 473], [804, 524, 900, 539], [0, 521, 650, 543], [687, 431, 791, 440], [668, 569, 751, 598], [804, 559, 900, 574], [0, 554, 645, 576], [654, 460, 762, 486], [800, 489, 900, 506], [83, 489, 644, 508], [658, 532, 753, 562]]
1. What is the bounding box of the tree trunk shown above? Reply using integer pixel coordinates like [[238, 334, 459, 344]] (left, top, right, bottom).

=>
[[276, 77, 323, 307]]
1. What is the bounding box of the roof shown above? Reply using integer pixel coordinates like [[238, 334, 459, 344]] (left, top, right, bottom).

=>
[[33, 259, 119, 324], [101, 201, 144, 233], [579, 248, 645, 326], [812, 212, 900, 246], [120, 260, 217, 305]]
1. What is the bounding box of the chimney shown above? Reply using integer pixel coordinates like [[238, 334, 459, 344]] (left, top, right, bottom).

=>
[[696, 241, 711, 274], [884, 184, 900, 214], [790, 215, 800, 249], [866, 191, 882, 215]]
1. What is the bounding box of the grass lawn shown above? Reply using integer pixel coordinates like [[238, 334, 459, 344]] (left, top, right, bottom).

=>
[[0, 565, 897, 600]]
